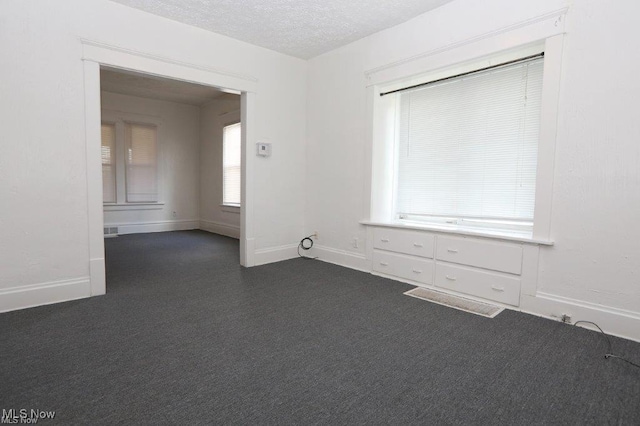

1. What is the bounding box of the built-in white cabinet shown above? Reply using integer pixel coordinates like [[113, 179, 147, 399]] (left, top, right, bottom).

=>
[[369, 226, 528, 307]]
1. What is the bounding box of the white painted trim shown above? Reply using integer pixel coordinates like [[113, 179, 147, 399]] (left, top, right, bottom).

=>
[[312, 245, 371, 273], [103, 203, 164, 211], [521, 292, 640, 343], [365, 7, 568, 85], [104, 219, 199, 235], [83, 60, 106, 297], [89, 259, 106, 297], [532, 34, 564, 241], [361, 221, 553, 245], [199, 220, 240, 239], [240, 92, 256, 267], [220, 205, 241, 214], [81, 39, 258, 92], [253, 244, 299, 266], [0, 278, 92, 313]]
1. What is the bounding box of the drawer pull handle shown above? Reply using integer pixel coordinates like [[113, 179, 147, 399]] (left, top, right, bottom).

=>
[[380, 238, 390, 243], [412, 269, 422, 274], [447, 248, 458, 253], [445, 275, 457, 281], [413, 243, 424, 248], [379, 261, 389, 266], [491, 286, 505, 292]]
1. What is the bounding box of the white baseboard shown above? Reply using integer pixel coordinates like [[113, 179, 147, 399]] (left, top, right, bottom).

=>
[[104, 219, 199, 235], [312, 245, 371, 273], [0, 277, 92, 313], [199, 219, 240, 239], [521, 292, 640, 343], [310, 243, 640, 343], [254, 243, 299, 266]]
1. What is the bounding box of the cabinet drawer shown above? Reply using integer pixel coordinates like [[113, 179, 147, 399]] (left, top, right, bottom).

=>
[[436, 236, 522, 274], [373, 228, 434, 258], [434, 263, 521, 306], [372, 250, 434, 285]]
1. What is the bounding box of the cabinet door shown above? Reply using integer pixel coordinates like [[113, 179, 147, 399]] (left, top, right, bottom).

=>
[[436, 236, 522, 274], [373, 228, 434, 258], [435, 263, 521, 306], [373, 250, 434, 285]]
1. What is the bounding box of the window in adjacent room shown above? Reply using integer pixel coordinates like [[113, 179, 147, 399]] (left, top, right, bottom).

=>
[[101, 120, 160, 205], [389, 55, 544, 234], [223, 122, 241, 206], [125, 123, 158, 203], [101, 123, 116, 204]]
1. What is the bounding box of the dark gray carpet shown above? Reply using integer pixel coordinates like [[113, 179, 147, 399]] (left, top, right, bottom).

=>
[[1, 230, 639, 425]]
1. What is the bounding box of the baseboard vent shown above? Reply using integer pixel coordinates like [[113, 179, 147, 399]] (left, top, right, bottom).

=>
[[404, 287, 504, 318], [103, 226, 119, 238]]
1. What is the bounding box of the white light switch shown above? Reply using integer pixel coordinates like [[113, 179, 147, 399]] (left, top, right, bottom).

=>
[[256, 142, 272, 157]]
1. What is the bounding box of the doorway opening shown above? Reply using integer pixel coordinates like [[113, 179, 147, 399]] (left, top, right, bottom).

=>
[[82, 41, 257, 296]]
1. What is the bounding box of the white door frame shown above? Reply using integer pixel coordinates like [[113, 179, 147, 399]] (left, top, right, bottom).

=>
[[81, 39, 257, 296]]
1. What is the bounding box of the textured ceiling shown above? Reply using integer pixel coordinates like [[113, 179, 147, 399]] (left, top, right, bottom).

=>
[[100, 68, 233, 105], [108, 0, 455, 59]]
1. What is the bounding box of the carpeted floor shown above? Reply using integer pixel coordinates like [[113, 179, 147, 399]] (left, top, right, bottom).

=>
[[1, 230, 639, 425]]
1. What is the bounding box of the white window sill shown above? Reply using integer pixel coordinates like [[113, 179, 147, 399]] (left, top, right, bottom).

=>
[[360, 220, 553, 245], [103, 203, 164, 212], [220, 204, 241, 214]]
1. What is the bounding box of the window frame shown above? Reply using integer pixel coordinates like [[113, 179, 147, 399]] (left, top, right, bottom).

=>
[[100, 121, 117, 205], [100, 109, 163, 210], [124, 121, 160, 204], [367, 36, 564, 243], [222, 121, 242, 208], [390, 55, 544, 236]]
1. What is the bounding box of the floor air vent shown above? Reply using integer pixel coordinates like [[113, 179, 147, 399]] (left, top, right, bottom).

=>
[[404, 287, 504, 318], [104, 226, 119, 238]]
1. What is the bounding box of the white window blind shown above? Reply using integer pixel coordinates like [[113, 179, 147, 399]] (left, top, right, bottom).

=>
[[395, 57, 544, 228], [125, 123, 158, 203], [223, 123, 241, 206], [101, 123, 116, 203]]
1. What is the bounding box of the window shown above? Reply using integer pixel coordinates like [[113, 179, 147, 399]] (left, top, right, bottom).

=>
[[223, 122, 241, 206], [125, 123, 158, 203], [100, 119, 159, 205], [390, 55, 544, 234], [101, 123, 116, 203]]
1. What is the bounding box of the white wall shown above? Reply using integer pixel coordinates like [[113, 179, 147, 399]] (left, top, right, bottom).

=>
[[0, 0, 307, 311], [101, 91, 201, 233], [306, 0, 640, 338], [537, 0, 640, 312]]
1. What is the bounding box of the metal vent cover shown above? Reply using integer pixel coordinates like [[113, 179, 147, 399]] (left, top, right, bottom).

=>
[[404, 287, 504, 318], [104, 227, 119, 236]]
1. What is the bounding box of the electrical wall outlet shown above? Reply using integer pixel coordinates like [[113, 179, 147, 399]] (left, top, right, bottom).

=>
[[352, 237, 359, 249], [312, 231, 319, 239]]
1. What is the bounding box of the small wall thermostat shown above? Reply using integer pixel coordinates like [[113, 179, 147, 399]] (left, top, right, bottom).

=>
[[256, 142, 272, 157]]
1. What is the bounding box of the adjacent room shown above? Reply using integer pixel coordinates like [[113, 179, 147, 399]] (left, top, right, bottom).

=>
[[1, 0, 639, 424], [99, 68, 242, 239]]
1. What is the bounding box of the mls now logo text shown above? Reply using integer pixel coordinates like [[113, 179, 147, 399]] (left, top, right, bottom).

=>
[[1, 409, 55, 424]]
